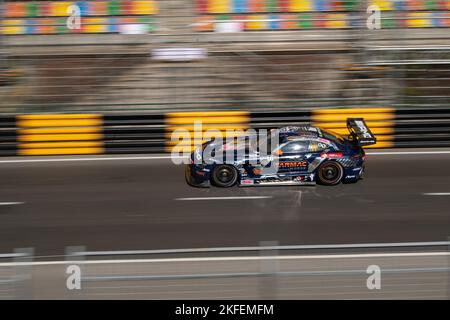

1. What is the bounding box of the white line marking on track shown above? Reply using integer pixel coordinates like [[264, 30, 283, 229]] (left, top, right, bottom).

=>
[[175, 196, 272, 201], [0, 202, 24, 206], [422, 193, 450, 196], [0, 156, 183, 164], [1, 251, 449, 267], [0, 150, 450, 164]]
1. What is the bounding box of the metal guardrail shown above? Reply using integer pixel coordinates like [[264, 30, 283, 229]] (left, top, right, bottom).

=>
[[2, 107, 450, 156], [104, 114, 166, 154], [0, 248, 33, 300], [65, 241, 450, 299], [69, 241, 450, 257], [1, 242, 449, 299], [0, 116, 16, 156]]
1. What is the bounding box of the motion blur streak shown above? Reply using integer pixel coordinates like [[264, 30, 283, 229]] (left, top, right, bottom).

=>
[[0, 202, 24, 206], [2, 245, 449, 299], [175, 196, 273, 201]]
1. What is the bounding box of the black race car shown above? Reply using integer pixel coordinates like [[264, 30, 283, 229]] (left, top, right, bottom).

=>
[[185, 118, 376, 187]]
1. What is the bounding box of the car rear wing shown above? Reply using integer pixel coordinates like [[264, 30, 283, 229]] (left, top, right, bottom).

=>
[[346, 118, 377, 146]]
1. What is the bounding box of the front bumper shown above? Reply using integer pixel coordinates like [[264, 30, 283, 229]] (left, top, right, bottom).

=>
[[185, 165, 210, 187]]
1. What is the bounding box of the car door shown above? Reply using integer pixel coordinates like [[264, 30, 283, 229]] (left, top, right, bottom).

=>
[[276, 140, 310, 175], [305, 138, 333, 172]]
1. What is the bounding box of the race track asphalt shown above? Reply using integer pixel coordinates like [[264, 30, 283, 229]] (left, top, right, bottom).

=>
[[1, 150, 450, 256]]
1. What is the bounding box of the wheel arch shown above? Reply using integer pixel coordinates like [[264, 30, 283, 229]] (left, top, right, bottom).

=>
[[315, 159, 345, 186]]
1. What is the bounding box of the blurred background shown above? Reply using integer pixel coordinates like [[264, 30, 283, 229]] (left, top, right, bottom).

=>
[[1, 0, 449, 114]]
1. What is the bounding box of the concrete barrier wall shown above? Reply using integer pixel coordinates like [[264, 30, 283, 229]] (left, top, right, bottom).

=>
[[1, 107, 449, 156]]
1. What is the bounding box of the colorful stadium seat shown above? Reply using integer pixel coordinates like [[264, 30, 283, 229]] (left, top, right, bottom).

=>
[[1, 0, 158, 35], [194, 0, 450, 31], [1, 0, 449, 35]]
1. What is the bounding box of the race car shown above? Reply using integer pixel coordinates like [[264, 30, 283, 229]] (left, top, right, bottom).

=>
[[185, 118, 376, 187]]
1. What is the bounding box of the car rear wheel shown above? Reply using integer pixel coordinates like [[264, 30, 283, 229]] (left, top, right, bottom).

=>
[[211, 165, 238, 187], [317, 161, 344, 186]]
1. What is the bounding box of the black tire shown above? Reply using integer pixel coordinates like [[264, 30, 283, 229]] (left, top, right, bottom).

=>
[[211, 165, 238, 188], [317, 161, 344, 186], [185, 165, 198, 187]]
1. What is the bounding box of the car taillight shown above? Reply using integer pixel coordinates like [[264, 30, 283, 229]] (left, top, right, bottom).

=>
[[321, 152, 343, 158]]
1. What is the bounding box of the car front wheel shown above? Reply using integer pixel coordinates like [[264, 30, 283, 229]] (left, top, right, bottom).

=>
[[211, 165, 238, 187]]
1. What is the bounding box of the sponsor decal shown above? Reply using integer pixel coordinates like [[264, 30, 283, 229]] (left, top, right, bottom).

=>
[[194, 147, 202, 162], [253, 168, 263, 175], [310, 141, 328, 152], [355, 120, 373, 139], [321, 152, 343, 158], [279, 161, 308, 168], [241, 179, 254, 185]]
